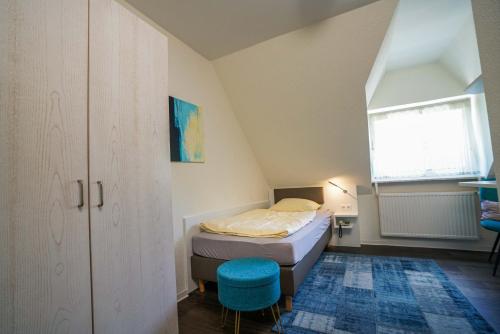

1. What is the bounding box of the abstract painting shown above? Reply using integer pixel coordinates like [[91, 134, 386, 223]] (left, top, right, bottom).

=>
[[169, 96, 204, 162]]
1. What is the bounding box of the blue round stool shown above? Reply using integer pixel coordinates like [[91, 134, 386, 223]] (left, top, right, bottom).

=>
[[217, 257, 283, 333]]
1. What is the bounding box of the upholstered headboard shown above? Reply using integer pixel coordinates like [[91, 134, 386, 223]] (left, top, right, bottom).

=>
[[273, 187, 324, 204]]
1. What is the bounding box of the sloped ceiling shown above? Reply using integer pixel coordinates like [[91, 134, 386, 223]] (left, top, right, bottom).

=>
[[367, 0, 481, 107], [385, 0, 472, 71], [368, 63, 466, 109], [440, 8, 482, 87], [214, 0, 398, 188], [125, 0, 380, 60]]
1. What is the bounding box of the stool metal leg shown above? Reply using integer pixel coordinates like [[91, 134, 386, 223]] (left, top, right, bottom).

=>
[[275, 303, 284, 333], [221, 306, 229, 328], [494, 250, 499, 276], [488, 233, 500, 263], [270, 305, 281, 334], [234, 311, 240, 334]]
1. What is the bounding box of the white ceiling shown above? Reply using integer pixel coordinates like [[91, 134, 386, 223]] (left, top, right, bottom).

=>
[[125, 0, 379, 60], [386, 0, 472, 70]]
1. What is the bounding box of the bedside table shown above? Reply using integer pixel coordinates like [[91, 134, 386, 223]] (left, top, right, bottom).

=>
[[332, 213, 358, 238], [333, 212, 358, 228]]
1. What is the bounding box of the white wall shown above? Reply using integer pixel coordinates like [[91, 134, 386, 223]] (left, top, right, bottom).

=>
[[365, 2, 397, 107], [213, 0, 398, 189], [369, 63, 465, 109], [472, 1, 500, 191], [212, 0, 399, 250], [440, 11, 482, 87], [120, 1, 270, 300], [212, 0, 495, 252], [471, 93, 494, 176], [169, 38, 269, 299]]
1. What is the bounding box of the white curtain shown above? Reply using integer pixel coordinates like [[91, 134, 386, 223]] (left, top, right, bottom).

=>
[[369, 99, 480, 182]]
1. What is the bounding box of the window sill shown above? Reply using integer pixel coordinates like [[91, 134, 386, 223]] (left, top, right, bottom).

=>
[[372, 175, 480, 184]]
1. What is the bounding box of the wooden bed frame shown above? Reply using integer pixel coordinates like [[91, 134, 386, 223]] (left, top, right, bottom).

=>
[[190, 187, 331, 312]]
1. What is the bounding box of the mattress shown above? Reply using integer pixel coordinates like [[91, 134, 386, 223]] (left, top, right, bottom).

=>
[[192, 210, 331, 266]]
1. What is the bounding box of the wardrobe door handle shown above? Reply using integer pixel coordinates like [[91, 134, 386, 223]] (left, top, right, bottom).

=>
[[97, 181, 104, 208], [77, 180, 84, 209]]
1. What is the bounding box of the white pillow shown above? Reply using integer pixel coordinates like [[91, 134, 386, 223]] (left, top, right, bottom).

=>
[[270, 198, 321, 212]]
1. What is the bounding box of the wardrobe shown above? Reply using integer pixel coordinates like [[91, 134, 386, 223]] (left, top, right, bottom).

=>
[[0, 0, 178, 333]]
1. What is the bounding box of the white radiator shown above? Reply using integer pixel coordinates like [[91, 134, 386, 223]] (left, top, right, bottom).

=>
[[378, 192, 479, 239]]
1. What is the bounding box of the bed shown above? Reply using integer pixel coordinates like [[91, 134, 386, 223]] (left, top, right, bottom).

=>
[[190, 187, 332, 311]]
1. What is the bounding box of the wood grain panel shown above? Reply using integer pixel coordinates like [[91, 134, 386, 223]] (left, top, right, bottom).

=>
[[89, 0, 177, 333], [0, 0, 92, 333]]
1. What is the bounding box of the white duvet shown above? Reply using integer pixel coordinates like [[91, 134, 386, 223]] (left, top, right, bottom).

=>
[[199, 209, 317, 238]]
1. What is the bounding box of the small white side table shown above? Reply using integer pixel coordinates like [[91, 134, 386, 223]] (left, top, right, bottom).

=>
[[333, 212, 358, 230], [331, 212, 359, 246]]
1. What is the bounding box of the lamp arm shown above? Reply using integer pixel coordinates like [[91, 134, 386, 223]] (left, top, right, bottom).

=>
[[328, 181, 357, 199]]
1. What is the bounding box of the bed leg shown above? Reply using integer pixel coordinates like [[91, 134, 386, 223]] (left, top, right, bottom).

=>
[[285, 296, 293, 312], [198, 279, 206, 293]]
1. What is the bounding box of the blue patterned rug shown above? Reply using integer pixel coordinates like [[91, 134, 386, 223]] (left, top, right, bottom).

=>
[[275, 253, 496, 334]]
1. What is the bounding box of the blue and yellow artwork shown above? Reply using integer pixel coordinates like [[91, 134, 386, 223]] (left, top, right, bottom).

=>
[[169, 96, 204, 162]]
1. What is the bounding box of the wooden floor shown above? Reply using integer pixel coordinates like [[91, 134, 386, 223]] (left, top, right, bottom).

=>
[[178, 245, 500, 333]]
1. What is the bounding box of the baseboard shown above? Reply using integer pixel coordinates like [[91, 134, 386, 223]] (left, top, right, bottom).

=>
[[177, 289, 189, 302], [361, 239, 491, 252]]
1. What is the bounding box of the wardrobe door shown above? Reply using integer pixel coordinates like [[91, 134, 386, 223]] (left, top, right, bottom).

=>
[[0, 1, 92, 333], [89, 1, 177, 333]]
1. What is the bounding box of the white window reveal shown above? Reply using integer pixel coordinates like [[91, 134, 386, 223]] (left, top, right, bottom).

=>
[[368, 96, 480, 182]]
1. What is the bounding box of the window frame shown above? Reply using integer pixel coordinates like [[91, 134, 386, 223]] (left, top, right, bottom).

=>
[[367, 95, 481, 184]]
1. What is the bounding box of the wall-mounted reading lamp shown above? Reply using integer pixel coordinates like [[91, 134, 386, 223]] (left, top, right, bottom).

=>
[[328, 181, 357, 199], [328, 180, 357, 239], [328, 181, 347, 193]]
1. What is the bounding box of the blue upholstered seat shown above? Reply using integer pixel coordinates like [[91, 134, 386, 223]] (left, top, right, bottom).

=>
[[479, 179, 500, 233], [479, 180, 498, 202], [481, 219, 500, 232], [217, 257, 280, 312], [479, 179, 500, 276]]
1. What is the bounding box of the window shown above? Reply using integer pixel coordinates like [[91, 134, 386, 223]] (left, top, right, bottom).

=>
[[368, 97, 480, 182]]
